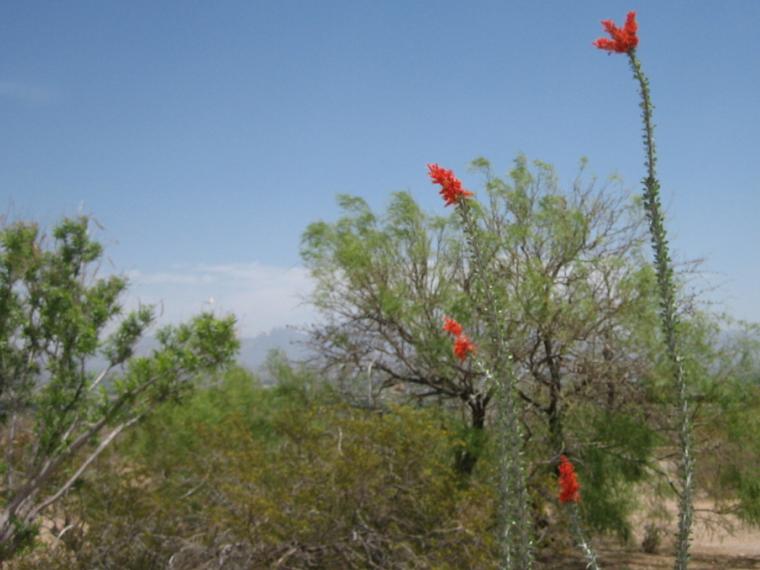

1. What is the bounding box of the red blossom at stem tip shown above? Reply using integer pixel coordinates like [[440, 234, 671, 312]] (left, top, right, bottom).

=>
[[427, 163, 474, 207], [442, 317, 463, 337], [593, 11, 639, 54], [453, 334, 476, 362], [558, 455, 581, 503]]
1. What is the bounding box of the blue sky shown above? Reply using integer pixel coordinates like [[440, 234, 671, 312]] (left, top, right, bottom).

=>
[[1, 1, 758, 335]]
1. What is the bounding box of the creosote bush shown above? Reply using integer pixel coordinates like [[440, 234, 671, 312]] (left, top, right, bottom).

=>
[[15, 364, 500, 569]]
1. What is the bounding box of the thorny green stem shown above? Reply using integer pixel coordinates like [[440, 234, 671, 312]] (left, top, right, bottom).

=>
[[457, 201, 533, 570], [627, 51, 694, 570], [569, 504, 601, 570]]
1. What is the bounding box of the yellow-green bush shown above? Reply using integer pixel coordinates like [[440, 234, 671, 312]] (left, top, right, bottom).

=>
[[15, 366, 499, 569]]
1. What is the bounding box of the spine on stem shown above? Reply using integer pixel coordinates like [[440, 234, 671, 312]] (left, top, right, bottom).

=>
[[593, 12, 694, 569], [430, 164, 533, 569], [558, 454, 602, 570]]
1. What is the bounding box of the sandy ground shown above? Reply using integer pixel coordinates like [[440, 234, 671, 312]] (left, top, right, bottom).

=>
[[550, 500, 760, 569]]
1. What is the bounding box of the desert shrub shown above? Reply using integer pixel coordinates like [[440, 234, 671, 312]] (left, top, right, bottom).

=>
[[16, 364, 499, 569]]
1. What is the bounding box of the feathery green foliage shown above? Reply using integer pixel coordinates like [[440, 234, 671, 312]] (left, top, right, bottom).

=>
[[0, 216, 238, 559]]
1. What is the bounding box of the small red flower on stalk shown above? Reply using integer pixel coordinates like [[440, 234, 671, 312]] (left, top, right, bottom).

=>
[[593, 11, 638, 54], [558, 455, 581, 503], [427, 163, 474, 207], [453, 334, 476, 362], [443, 316, 463, 336]]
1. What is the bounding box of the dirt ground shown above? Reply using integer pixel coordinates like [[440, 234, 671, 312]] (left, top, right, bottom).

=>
[[551, 547, 760, 570], [548, 502, 760, 569]]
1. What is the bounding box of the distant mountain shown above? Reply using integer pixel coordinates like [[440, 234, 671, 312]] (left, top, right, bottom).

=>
[[86, 327, 313, 377], [237, 327, 313, 371]]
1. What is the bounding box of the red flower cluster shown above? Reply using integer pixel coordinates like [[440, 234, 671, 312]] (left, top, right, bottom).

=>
[[593, 11, 638, 53], [558, 455, 581, 503], [443, 317, 476, 362], [453, 334, 476, 362], [427, 163, 474, 207], [442, 316, 463, 336]]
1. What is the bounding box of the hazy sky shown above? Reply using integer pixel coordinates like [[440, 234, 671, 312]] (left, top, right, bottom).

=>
[[2, 1, 758, 335]]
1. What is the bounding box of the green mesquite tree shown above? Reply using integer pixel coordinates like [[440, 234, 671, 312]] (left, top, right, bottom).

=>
[[0, 216, 238, 558], [302, 156, 662, 547]]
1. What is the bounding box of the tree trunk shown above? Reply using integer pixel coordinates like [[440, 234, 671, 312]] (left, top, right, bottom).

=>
[[544, 338, 565, 455], [454, 394, 488, 475]]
